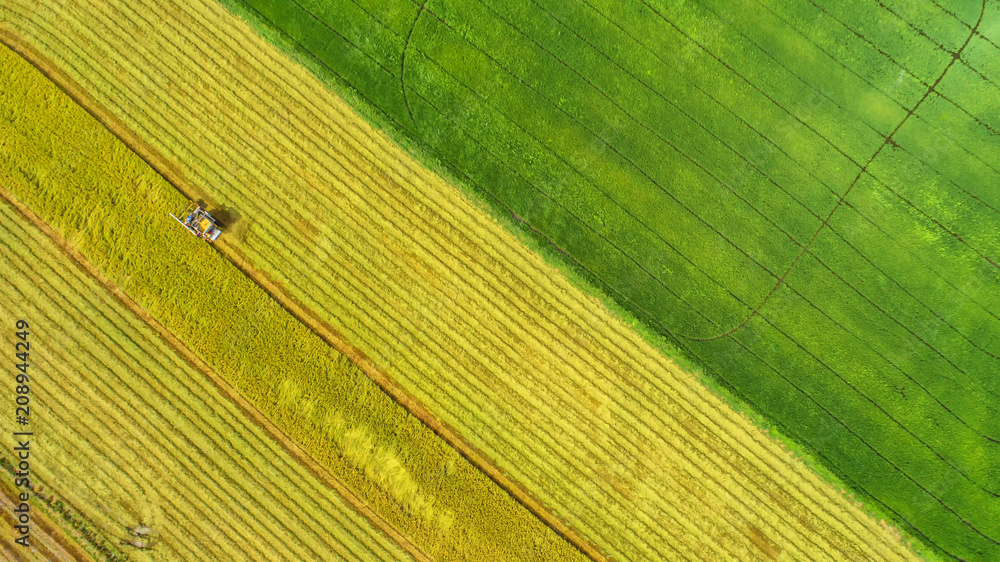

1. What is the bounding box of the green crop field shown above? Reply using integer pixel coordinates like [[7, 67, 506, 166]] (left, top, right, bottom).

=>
[[207, 0, 1000, 559]]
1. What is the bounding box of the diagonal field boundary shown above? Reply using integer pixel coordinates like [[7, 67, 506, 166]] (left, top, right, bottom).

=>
[[679, 0, 989, 342], [0, 26, 607, 562]]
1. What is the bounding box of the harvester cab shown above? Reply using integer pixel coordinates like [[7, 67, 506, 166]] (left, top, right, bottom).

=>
[[170, 201, 222, 242]]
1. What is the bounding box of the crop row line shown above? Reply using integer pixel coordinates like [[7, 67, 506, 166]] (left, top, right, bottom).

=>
[[775, 0, 931, 95], [925, 0, 989, 31], [682, 0, 891, 140], [398, 0, 427, 126]]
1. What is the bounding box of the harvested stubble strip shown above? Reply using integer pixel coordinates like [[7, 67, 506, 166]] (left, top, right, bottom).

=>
[[0, 0, 923, 559], [0, 29, 586, 562], [0, 198, 415, 561]]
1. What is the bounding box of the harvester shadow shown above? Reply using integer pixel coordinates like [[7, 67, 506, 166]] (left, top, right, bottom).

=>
[[207, 203, 241, 230]]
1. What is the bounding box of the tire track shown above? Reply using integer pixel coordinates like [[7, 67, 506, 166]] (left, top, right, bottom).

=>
[[400, 0, 428, 126], [680, 0, 988, 342]]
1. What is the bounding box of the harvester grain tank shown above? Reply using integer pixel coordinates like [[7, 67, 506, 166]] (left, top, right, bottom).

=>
[[170, 201, 222, 242]]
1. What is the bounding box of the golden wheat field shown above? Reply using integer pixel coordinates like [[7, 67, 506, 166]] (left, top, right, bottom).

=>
[[0, 0, 927, 559], [0, 38, 584, 561]]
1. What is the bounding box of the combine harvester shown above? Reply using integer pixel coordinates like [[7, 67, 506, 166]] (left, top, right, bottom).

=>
[[171, 201, 222, 242]]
